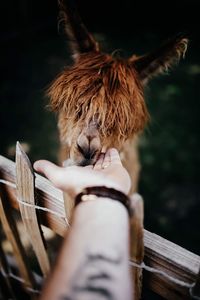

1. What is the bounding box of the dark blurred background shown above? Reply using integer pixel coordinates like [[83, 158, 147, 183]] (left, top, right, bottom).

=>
[[0, 0, 199, 256]]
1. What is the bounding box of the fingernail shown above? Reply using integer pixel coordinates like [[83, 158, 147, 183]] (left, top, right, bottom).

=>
[[101, 146, 107, 153], [33, 161, 40, 170]]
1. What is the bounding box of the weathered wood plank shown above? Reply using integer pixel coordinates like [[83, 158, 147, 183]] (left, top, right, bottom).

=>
[[130, 194, 144, 299], [0, 270, 15, 300], [0, 155, 68, 236], [0, 242, 16, 299], [0, 154, 200, 299], [192, 269, 200, 298], [144, 230, 200, 299], [0, 185, 35, 288], [16, 142, 50, 277]]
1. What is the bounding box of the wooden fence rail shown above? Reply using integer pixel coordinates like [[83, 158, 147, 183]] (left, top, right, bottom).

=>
[[0, 153, 200, 299], [16, 142, 50, 277]]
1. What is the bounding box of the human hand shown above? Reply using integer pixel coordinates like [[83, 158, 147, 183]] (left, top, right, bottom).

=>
[[33, 148, 131, 198]]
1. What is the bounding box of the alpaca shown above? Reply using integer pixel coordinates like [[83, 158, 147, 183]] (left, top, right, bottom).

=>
[[48, 0, 188, 195]]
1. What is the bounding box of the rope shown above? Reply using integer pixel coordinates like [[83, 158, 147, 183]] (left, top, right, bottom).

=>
[[0, 179, 69, 226], [0, 179, 199, 299], [0, 179, 16, 188], [0, 268, 40, 295], [129, 260, 200, 299], [17, 198, 69, 225]]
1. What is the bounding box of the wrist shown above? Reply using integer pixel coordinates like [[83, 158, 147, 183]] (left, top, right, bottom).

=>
[[75, 186, 132, 216]]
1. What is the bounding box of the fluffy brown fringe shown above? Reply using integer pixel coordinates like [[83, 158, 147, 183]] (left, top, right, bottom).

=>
[[48, 52, 149, 143]]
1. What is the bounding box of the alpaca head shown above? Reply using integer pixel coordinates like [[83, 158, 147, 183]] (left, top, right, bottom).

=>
[[48, 0, 188, 166]]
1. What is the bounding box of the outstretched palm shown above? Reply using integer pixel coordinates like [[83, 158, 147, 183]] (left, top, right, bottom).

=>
[[34, 148, 131, 198]]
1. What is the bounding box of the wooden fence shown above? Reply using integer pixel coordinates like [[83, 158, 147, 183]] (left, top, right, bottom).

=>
[[0, 144, 200, 299]]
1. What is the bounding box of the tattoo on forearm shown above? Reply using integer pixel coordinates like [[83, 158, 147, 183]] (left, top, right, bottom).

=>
[[60, 252, 122, 300], [87, 253, 121, 264]]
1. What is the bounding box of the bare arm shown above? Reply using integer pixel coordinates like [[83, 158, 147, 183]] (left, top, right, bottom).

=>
[[34, 149, 133, 300], [40, 198, 132, 300]]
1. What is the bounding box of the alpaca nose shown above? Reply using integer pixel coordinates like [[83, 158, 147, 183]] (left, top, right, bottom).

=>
[[77, 135, 101, 160], [77, 143, 97, 160]]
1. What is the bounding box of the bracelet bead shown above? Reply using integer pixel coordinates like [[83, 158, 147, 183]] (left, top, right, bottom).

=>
[[75, 186, 132, 216]]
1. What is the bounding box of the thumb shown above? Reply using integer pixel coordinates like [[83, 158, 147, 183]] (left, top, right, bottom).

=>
[[33, 160, 63, 187]]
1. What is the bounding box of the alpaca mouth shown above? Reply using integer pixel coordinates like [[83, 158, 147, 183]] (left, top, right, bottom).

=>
[[78, 158, 95, 167], [63, 157, 97, 167]]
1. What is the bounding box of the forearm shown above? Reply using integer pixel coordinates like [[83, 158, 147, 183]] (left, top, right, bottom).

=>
[[40, 198, 132, 300]]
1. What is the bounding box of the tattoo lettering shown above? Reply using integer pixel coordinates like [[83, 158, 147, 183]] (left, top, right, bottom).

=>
[[60, 252, 122, 300]]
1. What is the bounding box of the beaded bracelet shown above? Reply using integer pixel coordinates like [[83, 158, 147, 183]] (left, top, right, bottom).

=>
[[75, 186, 132, 216]]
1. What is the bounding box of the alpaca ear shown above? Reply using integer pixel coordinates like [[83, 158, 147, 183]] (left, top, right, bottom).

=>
[[58, 0, 99, 61], [130, 35, 189, 84]]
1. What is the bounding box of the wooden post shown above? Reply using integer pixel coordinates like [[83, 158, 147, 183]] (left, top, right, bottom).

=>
[[16, 142, 50, 277], [0, 188, 35, 288], [130, 193, 144, 300], [0, 154, 200, 299], [0, 242, 16, 299], [0, 271, 15, 300], [63, 192, 74, 223], [191, 268, 200, 298]]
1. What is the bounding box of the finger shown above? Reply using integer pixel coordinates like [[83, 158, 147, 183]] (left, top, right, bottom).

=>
[[33, 160, 64, 186], [93, 153, 105, 170], [101, 149, 111, 169], [101, 145, 107, 153], [84, 165, 93, 170], [108, 148, 122, 166]]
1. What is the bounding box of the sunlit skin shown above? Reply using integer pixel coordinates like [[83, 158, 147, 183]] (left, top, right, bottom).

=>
[[34, 149, 133, 300], [34, 148, 131, 198]]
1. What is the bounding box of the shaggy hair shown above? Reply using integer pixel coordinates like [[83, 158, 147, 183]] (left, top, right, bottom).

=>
[[48, 52, 149, 144]]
